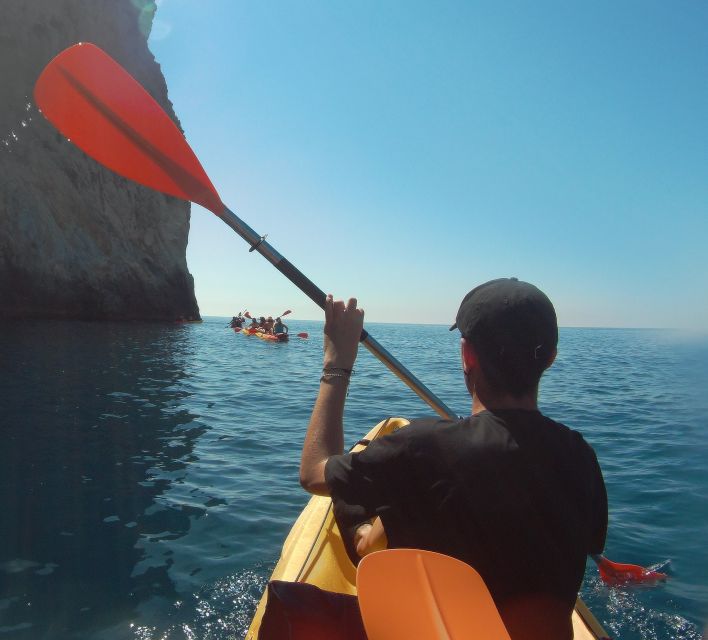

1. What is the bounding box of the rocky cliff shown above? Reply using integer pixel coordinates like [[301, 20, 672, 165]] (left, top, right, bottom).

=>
[[0, 0, 200, 320]]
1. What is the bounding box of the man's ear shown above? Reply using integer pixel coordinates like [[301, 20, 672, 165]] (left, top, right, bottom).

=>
[[461, 338, 477, 374], [545, 346, 557, 370]]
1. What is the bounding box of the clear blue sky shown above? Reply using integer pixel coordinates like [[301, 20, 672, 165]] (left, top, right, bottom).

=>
[[147, 1, 707, 328]]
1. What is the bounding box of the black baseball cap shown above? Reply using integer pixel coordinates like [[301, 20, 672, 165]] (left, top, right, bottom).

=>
[[450, 278, 558, 362]]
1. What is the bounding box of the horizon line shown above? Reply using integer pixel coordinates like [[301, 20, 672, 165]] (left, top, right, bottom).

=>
[[205, 315, 692, 332]]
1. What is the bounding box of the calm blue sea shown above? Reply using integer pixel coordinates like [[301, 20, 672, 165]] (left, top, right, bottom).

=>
[[0, 318, 706, 639]]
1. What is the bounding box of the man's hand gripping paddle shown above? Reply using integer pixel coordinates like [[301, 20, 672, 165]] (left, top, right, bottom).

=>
[[34, 43, 452, 418]]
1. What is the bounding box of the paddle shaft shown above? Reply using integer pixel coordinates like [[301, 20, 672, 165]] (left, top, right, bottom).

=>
[[219, 206, 456, 419]]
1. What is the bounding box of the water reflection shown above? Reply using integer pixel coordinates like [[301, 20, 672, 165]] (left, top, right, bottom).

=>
[[0, 320, 204, 638]]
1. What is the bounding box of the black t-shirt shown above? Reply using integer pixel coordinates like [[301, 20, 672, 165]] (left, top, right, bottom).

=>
[[324, 410, 607, 608]]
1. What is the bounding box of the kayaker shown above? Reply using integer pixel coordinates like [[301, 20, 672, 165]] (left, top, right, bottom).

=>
[[273, 316, 288, 335], [229, 315, 243, 328], [299, 278, 608, 640], [264, 316, 275, 334], [248, 317, 259, 330]]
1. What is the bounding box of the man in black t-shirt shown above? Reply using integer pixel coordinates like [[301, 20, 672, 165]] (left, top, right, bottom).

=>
[[299, 278, 607, 640]]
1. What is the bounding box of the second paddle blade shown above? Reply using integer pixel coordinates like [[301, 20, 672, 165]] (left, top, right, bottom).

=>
[[595, 555, 668, 585], [357, 549, 510, 640], [34, 42, 223, 214]]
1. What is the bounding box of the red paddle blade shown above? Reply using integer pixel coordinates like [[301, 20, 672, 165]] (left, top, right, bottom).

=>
[[244, 311, 252, 318], [281, 309, 292, 316], [296, 332, 309, 338], [34, 42, 223, 214], [594, 555, 667, 585]]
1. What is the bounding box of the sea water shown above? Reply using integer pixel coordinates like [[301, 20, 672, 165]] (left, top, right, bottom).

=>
[[0, 318, 706, 639]]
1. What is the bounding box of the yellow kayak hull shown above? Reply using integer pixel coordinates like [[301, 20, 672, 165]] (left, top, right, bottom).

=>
[[246, 417, 608, 639]]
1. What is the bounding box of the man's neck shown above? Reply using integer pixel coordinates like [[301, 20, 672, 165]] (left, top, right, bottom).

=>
[[471, 390, 539, 415]]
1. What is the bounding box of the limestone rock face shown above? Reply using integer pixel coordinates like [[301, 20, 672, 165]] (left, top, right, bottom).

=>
[[0, 0, 200, 320]]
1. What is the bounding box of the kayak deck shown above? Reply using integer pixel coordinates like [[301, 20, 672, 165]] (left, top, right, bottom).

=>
[[246, 417, 608, 639]]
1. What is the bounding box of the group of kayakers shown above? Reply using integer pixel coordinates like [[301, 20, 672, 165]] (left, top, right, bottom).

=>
[[229, 311, 289, 336]]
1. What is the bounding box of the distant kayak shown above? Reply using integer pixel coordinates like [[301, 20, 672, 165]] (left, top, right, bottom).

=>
[[240, 328, 289, 342]]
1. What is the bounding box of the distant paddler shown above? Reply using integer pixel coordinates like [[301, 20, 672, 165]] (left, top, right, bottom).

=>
[[228, 313, 245, 329], [264, 316, 275, 334], [273, 316, 289, 336]]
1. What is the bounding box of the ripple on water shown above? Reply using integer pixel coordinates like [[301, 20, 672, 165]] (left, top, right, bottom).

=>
[[114, 569, 268, 640], [583, 575, 704, 640]]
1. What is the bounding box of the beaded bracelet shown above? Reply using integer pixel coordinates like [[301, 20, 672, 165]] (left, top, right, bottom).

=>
[[320, 367, 353, 383]]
